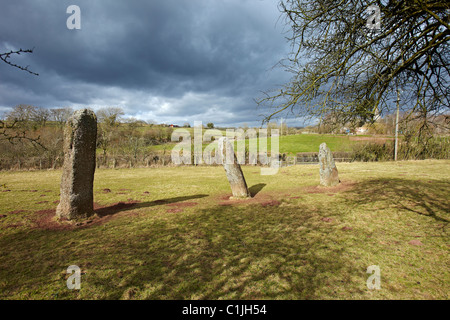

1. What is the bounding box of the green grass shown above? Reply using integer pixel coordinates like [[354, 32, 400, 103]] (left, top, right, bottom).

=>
[[276, 134, 357, 154], [149, 133, 358, 155], [233, 133, 357, 155], [0, 160, 449, 299]]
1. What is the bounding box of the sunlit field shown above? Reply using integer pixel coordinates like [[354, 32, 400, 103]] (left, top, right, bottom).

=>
[[0, 160, 449, 299]]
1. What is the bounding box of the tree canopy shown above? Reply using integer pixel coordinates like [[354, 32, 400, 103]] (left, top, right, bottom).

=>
[[259, 0, 449, 129], [96, 107, 125, 127]]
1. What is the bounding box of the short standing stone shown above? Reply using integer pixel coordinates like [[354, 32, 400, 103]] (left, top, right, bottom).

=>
[[318, 142, 340, 187], [56, 109, 97, 220], [218, 137, 250, 198]]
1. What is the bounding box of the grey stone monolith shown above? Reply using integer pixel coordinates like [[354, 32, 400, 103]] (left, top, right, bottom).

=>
[[56, 109, 97, 220], [218, 137, 250, 199], [318, 142, 340, 187]]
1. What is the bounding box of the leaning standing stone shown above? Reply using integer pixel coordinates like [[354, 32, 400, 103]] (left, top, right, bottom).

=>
[[56, 109, 97, 220], [318, 142, 340, 187], [218, 137, 250, 198]]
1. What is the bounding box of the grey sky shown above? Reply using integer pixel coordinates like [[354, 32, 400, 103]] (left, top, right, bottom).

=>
[[0, 0, 298, 127]]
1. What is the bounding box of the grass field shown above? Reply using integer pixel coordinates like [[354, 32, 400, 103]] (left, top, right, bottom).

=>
[[148, 133, 360, 155], [277, 134, 358, 154], [0, 160, 449, 299]]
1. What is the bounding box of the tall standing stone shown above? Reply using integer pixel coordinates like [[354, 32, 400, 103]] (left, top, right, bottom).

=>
[[56, 109, 97, 220], [218, 137, 250, 199], [318, 142, 340, 187]]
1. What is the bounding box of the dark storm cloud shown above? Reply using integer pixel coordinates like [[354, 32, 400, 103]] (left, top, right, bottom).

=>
[[0, 0, 292, 126]]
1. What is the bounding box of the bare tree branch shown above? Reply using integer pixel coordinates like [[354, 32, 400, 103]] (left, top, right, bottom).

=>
[[0, 48, 39, 76], [258, 0, 450, 126]]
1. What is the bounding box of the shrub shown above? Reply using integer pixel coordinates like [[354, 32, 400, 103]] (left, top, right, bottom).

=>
[[351, 136, 450, 161], [351, 142, 394, 162]]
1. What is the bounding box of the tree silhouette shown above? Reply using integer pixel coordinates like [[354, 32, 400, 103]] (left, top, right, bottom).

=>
[[0, 48, 43, 147], [0, 48, 38, 76], [259, 0, 449, 131]]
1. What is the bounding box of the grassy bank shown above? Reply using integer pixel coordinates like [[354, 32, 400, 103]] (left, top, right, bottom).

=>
[[149, 133, 359, 154]]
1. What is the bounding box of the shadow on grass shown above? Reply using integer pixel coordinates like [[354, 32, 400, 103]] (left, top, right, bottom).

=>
[[95, 194, 209, 217], [0, 200, 362, 300], [88, 203, 363, 299], [5, 177, 447, 299], [343, 178, 449, 223], [248, 183, 266, 197]]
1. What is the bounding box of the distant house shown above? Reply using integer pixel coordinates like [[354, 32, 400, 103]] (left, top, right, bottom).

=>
[[356, 127, 368, 134], [340, 127, 356, 135], [169, 124, 180, 128]]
